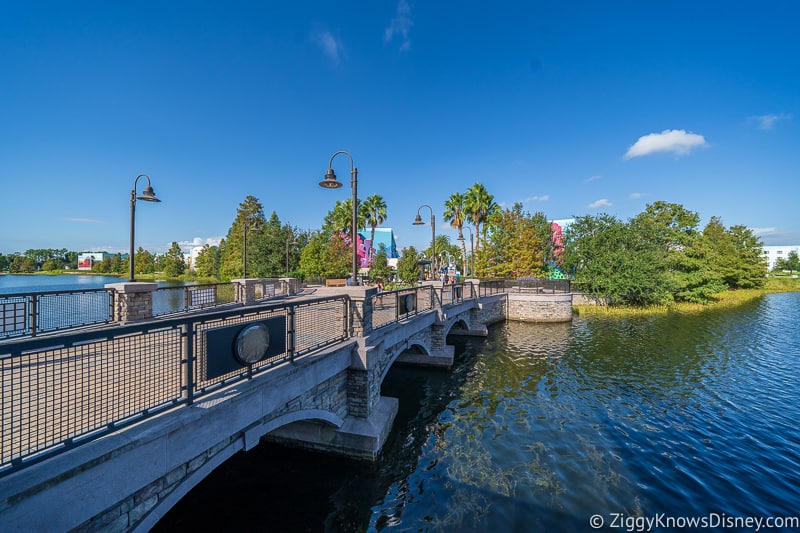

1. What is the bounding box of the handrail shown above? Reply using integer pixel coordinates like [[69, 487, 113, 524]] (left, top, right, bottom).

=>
[[0, 293, 350, 477], [0, 287, 114, 340]]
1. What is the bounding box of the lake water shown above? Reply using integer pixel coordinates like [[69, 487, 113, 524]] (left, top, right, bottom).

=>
[[153, 293, 800, 531], [0, 273, 126, 294]]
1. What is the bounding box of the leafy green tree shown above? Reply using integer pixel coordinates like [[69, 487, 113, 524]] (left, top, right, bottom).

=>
[[369, 245, 392, 282], [633, 201, 723, 303], [299, 232, 328, 280], [194, 244, 220, 279], [324, 232, 352, 278], [397, 246, 421, 285], [563, 214, 672, 305], [135, 247, 156, 276], [219, 196, 267, 280], [0, 254, 10, 272], [723, 223, 766, 288], [162, 242, 186, 277], [41, 259, 60, 271], [109, 253, 124, 274], [478, 203, 551, 278], [91, 256, 112, 273], [776, 251, 800, 272], [9, 254, 35, 272]]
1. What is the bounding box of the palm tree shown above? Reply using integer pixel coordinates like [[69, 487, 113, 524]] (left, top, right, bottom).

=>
[[362, 194, 387, 262], [444, 192, 468, 273], [464, 182, 497, 251]]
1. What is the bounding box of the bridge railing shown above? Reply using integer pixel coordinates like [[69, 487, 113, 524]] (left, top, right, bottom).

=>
[[438, 281, 475, 307], [505, 278, 571, 293], [371, 284, 436, 330], [152, 282, 239, 317], [0, 294, 349, 478], [0, 288, 114, 340]]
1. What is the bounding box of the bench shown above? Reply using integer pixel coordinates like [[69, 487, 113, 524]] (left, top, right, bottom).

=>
[[325, 278, 348, 287]]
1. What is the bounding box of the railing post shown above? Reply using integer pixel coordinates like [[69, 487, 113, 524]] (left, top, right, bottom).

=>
[[184, 323, 194, 405], [105, 282, 157, 323], [29, 295, 37, 337], [287, 305, 296, 362]]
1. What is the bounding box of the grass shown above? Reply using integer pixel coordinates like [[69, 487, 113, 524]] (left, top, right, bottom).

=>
[[573, 279, 799, 318]]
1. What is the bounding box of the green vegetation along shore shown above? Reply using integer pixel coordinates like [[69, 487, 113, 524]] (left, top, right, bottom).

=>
[[574, 276, 799, 318]]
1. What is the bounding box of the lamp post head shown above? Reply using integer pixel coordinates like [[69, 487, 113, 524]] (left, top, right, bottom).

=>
[[137, 185, 160, 202], [412, 213, 424, 225], [319, 168, 342, 189]]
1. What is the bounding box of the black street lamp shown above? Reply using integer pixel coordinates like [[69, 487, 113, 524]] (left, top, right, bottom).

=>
[[458, 226, 474, 277], [320, 151, 358, 285], [413, 204, 435, 278], [129, 174, 160, 282]]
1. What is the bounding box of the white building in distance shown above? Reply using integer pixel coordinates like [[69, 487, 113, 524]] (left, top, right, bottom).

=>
[[762, 245, 800, 271]]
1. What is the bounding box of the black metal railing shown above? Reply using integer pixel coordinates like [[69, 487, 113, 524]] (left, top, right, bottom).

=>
[[152, 283, 239, 317], [504, 278, 571, 293], [0, 294, 349, 477], [477, 279, 506, 296], [438, 282, 475, 307], [371, 284, 436, 330], [0, 288, 114, 340]]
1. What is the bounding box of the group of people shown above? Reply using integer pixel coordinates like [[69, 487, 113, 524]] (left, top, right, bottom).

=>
[[439, 268, 458, 284]]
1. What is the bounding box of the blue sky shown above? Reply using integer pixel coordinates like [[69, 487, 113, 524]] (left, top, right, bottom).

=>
[[2, 1, 798, 256]]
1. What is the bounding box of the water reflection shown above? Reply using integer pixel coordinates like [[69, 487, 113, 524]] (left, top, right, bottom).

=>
[[157, 294, 800, 532]]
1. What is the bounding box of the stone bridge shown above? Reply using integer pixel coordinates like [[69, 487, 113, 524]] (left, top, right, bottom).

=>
[[0, 281, 570, 532]]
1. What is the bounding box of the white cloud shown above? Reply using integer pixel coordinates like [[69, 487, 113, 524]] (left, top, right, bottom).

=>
[[385, 0, 413, 51], [178, 236, 223, 250], [629, 192, 646, 199], [585, 175, 602, 182], [521, 195, 550, 203], [312, 29, 343, 64], [623, 129, 707, 159], [588, 199, 612, 209], [752, 227, 778, 237], [66, 217, 105, 224], [751, 113, 791, 131]]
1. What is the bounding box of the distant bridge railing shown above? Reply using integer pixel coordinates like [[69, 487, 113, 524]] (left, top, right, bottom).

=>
[[505, 278, 571, 293], [371, 285, 437, 330], [0, 294, 349, 478], [437, 281, 475, 307], [152, 282, 239, 317], [474, 278, 570, 295], [0, 288, 114, 340], [0, 279, 297, 339]]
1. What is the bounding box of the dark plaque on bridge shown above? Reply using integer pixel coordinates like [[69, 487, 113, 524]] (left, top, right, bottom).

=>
[[205, 316, 287, 380]]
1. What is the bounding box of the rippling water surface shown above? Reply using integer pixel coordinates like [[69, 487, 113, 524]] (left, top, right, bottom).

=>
[[156, 293, 800, 532]]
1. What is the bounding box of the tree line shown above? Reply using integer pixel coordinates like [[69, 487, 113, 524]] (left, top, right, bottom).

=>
[[0, 244, 189, 278], [4, 187, 775, 307]]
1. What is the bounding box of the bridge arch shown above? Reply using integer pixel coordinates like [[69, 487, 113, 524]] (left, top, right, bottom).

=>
[[445, 317, 471, 337], [140, 408, 344, 530]]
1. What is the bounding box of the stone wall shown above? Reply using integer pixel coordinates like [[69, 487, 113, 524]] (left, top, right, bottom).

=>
[[507, 292, 573, 322], [105, 282, 157, 323]]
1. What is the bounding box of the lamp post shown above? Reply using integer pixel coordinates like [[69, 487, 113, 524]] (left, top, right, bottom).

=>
[[242, 216, 260, 279], [412, 204, 435, 279], [129, 174, 161, 282], [285, 235, 298, 277], [319, 151, 359, 285], [458, 226, 474, 277]]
